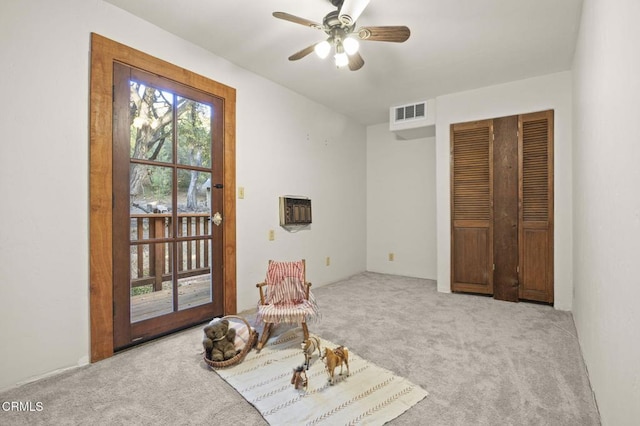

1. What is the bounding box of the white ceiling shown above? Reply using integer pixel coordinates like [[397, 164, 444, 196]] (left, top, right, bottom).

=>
[[104, 0, 584, 125]]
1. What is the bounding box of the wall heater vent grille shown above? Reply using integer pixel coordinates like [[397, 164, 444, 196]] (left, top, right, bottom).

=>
[[394, 102, 426, 123]]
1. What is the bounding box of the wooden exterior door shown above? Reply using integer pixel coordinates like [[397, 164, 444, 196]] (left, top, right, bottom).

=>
[[112, 62, 225, 349], [90, 34, 236, 362], [450, 119, 494, 295], [451, 110, 554, 304]]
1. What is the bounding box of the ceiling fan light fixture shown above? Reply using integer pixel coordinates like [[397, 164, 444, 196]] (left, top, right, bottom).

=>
[[314, 40, 331, 59], [334, 52, 349, 68], [343, 36, 359, 55]]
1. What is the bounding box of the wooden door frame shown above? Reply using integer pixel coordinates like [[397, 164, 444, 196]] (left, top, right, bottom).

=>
[[89, 33, 236, 362]]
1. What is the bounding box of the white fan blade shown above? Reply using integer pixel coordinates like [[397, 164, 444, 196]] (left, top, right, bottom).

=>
[[338, 0, 370, 26]]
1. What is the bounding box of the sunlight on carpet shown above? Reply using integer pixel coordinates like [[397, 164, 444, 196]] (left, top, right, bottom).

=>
[[212, 327, 428, 425]]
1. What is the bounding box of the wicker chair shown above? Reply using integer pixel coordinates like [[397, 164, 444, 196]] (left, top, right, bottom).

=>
[[255, 259, 319, 351]]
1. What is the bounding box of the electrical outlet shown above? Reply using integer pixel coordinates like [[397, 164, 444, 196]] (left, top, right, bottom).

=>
[[326, 256, 330, 266], [388, 253, 395, 261], [268, 230, 275, 241], [238, 187, 245, 199]]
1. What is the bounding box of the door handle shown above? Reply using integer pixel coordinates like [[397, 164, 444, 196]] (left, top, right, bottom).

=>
[[212, 212, 222, 226]]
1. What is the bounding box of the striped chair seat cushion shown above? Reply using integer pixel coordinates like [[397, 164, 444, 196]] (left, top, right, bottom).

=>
[[257, 300, 318, 324]]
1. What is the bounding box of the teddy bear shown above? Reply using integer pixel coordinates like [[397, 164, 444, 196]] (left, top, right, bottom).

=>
[[203, 318, 238, 361]]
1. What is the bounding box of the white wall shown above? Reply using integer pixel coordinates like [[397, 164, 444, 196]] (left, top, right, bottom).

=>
[[0, 0, 366, 391], [435, 71, 574, 310], [234, 74, 367, 311], [366, 124, 437, 279], [572, 0, 640, 424]]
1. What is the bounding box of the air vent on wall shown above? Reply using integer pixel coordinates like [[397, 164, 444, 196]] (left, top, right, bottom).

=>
[[389, 99, 436, 140], [394, 102, 426, 123]]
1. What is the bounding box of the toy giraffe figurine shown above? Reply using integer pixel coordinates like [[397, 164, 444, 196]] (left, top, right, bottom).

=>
[[291, 365, 308, 390]]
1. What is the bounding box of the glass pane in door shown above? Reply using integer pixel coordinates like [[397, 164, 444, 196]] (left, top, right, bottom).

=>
[[177, 169, 212, 311], [128, 161, 174, 322], [176, 96, 212, 168], [177, 241, 212, 311], [130, 83, 173, 163], [130, 242, 173, 322]]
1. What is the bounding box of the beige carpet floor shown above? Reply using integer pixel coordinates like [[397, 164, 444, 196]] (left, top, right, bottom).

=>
[[0, 272, 600, 425]]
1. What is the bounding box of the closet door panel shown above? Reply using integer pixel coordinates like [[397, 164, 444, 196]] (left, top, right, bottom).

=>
[[451, 120, 493, 294], [521, 228, 549, 294], [452, 225, 491, 291], [519, 110, 554, 303]]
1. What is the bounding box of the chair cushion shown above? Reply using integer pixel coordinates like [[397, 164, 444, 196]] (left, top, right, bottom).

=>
[[257, 300, 318, 324]]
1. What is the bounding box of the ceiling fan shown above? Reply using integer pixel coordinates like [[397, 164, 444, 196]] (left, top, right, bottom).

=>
[[273, 0, 410, 71]]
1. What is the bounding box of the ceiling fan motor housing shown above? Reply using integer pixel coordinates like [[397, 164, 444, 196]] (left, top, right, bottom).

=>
[[323, 11, 345, 29], [323, 11, 355, 41]]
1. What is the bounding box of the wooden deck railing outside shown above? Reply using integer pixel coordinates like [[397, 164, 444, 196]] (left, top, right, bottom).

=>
[[130, 213, 211, 290]]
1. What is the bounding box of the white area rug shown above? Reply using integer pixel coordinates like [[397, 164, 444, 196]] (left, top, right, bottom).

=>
[[214, 327, 428, 425]]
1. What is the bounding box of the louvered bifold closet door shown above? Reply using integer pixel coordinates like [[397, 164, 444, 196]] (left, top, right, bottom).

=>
[[518, 110, 554, 303], [451, 120, 494, 294]]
